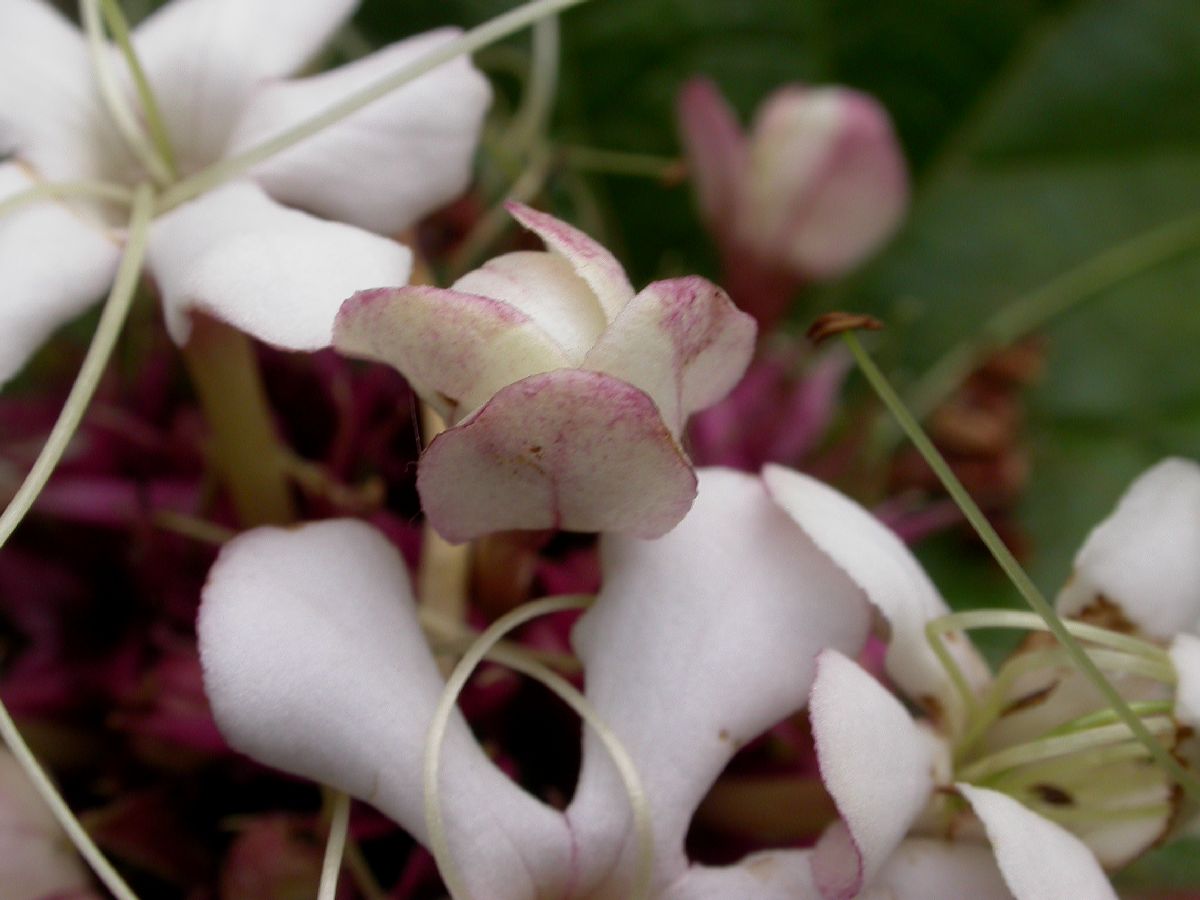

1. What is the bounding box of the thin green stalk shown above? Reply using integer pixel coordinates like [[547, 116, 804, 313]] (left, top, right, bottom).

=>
[[0, 183, 154, 547], [842, 330, 1200, 804], [501, 15, 560, 159], [317, 790, 351, 900], [180, 316, 296, 526], [99, 0, 178, 179], [0, 179, 132, 221], [561, 145, 685, 181], [0, 183, 154, 900], [80, 0, 172, 186], [157, 0, 592, 213], [907, 210, 1200, 421]]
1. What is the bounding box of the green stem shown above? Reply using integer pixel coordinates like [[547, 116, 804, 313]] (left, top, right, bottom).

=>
[[907, 209, 1200, 421], [842, 330, 1200, 804], [99, 0, 179, 179], [157, 0, 593, 213], [0, 184, 153, 547], [0, 179, 132, 221], [500, 15, 560, 159], [561, 145, 686, 181], [180, 316, 296, 526]]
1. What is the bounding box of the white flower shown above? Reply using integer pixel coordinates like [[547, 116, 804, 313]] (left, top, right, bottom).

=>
[[0, 0, 491, 384], [784, 458, 1200, 899], [197, 468, 871, 898], [334, 203, 756, 542]]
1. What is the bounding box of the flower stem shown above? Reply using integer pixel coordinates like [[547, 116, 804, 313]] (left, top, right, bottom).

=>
[[500, 14, 560, 160], [317, 789, 351, 900], [842, 329, 1200, 804], [157, 0, 593, 213], [0, 183, 153, 547], [98, 0, 179, 179], [418, 404, 471, 625], [180, 316, 296, 526], [0, 179, 132, 221], [906, 209, 1200, 422], [561, 145, 687, 181]]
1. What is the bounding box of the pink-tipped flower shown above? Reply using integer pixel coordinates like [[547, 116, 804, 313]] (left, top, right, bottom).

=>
[[334, 203, 756, 543], [677, 78, 909, 330]]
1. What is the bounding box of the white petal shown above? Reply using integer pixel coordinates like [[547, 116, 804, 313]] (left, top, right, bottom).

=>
[[197, 520, 572, 899], [451, 251, 607, 364], [1173, 633, 1200, 729], [1057, 458, 1200, 639], [132, 0, 357, 173], [809, 650, 943, 899], [958, 784, 1116, 900], [0, 0, 124, 182], [861, 839, 1010, 900], [232, 29, 491, 235], [660, 851, 817, 900], [762, 464, 990, 730], [0, 164, 120, 386], [506, 202, 636, 321], [147, 181, 411, 349], [583, 276, 756, 435], [565, 468, 871, 895]]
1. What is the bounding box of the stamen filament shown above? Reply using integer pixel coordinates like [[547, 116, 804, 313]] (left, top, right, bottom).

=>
[[0, 178, 133, 222], [561, 145, 686, 181], [157, 0, 593, 213], [424, 595, 653, 900], [98, 0, 179, 179], [317, 789, 351, 900], [1048, 701, 1176, 737], [958, 717, 1175, 783], [501, 15, 560, 159], [924, 620, 978, 719], [843, 330, 1200, 803], [81, 0, 173, 186], [0, 182, 154, 548], [988, 742, 1153, 793], [1031, 801, 1172, 827]]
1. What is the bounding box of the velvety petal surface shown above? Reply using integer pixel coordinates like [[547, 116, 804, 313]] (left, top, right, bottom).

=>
[[583, 276, 756, 435], [132, 0, 358, 174], [231, 29, 491, 235], [762, 465, 989, 730], [959, 785, 1115, 900], [0, 164, 121, 386], [1057, 458, 1200, 639], [335, 284, 568, 423], [0, 0, 125, 182], [450, 251, 607, 364], [197, 519, 573, 899], [506, 202, 635, 321], [742, 87, 908, 278], [809, 650, 942, 900], [417, 370, 696, 543], [147, 180, 411, 349], [660, 851, 817, 900], [676, 77, 747, 229], [565, 469, 871, 895], [861, 839, 1010, 900]]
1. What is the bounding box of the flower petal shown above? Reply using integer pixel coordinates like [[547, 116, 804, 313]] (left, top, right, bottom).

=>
[[335, 284, 569, 423], [741, 87, 908, 279], [809, 650, 943, 899], [958, 784, 1116, 900], [451, 251, 608, 365], [1057, 458, 1200, 639], [506, 202, 636, 321], [660, 851, 816, 900], [566, 469, 871, 895], [583, 276, 756, 435], [1172, 633, 1200, 729], [0, 164, 120, 386], [417, 370, 696, 542], [147, 181, 411, 349], [676, 77, 747, 230], [0, 0, 123, 182], [862, 839, 1010, 900], [762, 464, 989, 730], [231, 29, 491, 235], [197, 519, 572, 899], [132, 0, 358, 173]]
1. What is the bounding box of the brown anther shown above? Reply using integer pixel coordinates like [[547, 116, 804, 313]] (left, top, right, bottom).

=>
[[806, 311, 884, 345], [1030, 783, 1075, 806]]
